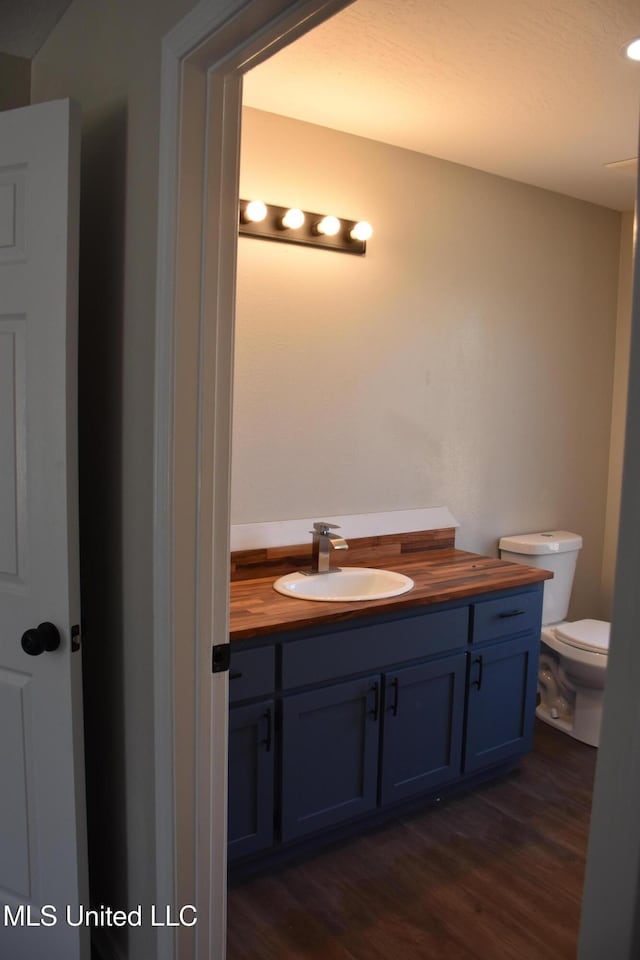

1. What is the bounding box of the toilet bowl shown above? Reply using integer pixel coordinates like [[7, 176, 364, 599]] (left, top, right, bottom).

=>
[[499, 530, 610, 748], [537, 619, 609, 747]]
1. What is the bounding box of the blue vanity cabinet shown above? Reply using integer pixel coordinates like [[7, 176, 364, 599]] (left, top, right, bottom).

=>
[[380, 653, 467, 806], [464, 633, 539, 773], [228, 700, 275, 860], [463, 590, 542, 774], [278, 606, 469, 841], [280, 675, 380, 842], [227, 645, 276, 861], [227, 582, 544, 864]]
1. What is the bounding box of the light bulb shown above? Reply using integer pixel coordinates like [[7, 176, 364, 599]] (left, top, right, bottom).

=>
[[244, 200, 267, 223], [281, 208, 305, 229], [316, 215, 341, 237], [626, 37, 640, 61], [350, 221, 373, 242]]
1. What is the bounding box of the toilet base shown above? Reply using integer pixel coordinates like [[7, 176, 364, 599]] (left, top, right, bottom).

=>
[[536, 686, 601, 747]]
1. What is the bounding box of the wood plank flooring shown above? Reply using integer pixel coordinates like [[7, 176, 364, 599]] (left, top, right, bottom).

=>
[[227, 722, 596, 959]]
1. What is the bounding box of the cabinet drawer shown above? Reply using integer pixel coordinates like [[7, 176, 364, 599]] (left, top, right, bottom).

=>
[[229, 645, 275, 703], [471, 590, 542, 645], [282, 606, 468, 690]]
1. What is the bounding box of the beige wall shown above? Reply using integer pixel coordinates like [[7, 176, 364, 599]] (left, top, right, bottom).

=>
[[31, 0, 197, 957], [234, 107, 622, 620], [0, 52, 30, 111], [601, 211, 635, 614]]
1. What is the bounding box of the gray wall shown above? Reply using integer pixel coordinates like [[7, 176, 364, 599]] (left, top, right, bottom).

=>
[[31, 0, 197, 957], [0, 52, 30, 110], [234, 107, 622, 620]]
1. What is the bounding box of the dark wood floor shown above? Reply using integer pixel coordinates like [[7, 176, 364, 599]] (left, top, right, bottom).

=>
[[227, 722, 597, 959]]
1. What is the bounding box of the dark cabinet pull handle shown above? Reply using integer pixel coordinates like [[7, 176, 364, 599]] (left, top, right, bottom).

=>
[[498, 609, 526, 619], [368, 681, 380, 721], [229, 671, 243, 680], [261, 708, 272, 752], [471, 655, 484, 690], [390, 677, 399, 717]]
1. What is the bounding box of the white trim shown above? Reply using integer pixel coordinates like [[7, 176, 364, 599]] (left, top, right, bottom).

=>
[[230, 507, 459, 551], [154, 4, 355, 960], [153, 25, 181, 960]]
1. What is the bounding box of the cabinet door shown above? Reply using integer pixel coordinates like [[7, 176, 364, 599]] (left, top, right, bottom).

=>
[[281, 676, 380, 842], [464, 634, 539, 774], [228, 700, 275, 861], [380, 654, 465, 806]]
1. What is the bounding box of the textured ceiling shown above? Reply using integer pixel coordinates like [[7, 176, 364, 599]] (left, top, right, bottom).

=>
[[243, 0, 640, 211], [0, 0, 73, 58]]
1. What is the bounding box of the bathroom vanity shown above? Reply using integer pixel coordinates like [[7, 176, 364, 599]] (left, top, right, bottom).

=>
[[227, 528, 551, 868]]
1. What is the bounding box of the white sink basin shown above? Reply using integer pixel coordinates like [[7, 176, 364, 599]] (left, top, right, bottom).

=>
[[273, 567, 414, 602]]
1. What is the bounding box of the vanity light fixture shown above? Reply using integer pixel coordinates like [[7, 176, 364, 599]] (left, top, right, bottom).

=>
[[625, 37, 640, 61], [315, 214, 341, 236], [350, 221, 373, 242], [242, 199, 268, 223], [281, 207, 305, 229], [238, 200, 371, 255]]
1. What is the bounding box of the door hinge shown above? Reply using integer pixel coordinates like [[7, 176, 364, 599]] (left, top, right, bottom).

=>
[[212, 643, 231, 674]]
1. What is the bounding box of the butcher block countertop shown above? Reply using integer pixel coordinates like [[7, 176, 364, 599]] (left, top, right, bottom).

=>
[[229, 527, 552, 642]]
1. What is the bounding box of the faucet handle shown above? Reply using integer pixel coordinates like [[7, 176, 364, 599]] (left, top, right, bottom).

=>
[[312, 521, 341, 535]]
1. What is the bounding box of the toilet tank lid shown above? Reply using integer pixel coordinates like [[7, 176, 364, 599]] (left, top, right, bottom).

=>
[[498, 531, 583, 555]]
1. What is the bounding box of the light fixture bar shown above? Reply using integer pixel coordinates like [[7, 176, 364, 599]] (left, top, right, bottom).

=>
[[238, 200, 370, 255]]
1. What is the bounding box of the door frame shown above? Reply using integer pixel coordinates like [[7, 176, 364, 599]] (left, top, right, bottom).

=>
[[153, 3, 353, 958], [153, 2, 640, 959]]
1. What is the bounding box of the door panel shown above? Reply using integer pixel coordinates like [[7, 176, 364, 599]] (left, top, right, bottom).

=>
[[0, 669, 31, 896], [0, 321, 25, 581], [381, 654, 466, 805], [281, 675, 380, 841], [0, 100, 88, 960], [228, 700, 275, 860], [464, 634, 539, 773]]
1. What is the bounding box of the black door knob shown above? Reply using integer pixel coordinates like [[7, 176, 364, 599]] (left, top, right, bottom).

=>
[[21, 622, 61, 656]]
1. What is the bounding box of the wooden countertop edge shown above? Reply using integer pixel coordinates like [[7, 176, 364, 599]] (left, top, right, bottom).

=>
[[229, 548, 552, 642]]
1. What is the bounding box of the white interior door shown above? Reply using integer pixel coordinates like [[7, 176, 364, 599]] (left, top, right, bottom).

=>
[[0, 99, 89, 960]]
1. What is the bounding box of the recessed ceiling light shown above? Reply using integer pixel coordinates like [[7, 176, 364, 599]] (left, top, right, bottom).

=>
[[625, 37, 640, 61]]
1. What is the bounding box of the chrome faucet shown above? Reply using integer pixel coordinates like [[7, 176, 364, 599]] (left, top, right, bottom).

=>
[[309, 521, 349, 573]]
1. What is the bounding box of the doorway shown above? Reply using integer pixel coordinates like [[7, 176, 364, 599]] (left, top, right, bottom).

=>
[[153, 3, 640, 959], [226, 25, 619, 960]]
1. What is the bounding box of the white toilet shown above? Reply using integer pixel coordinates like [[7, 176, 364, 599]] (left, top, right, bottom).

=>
[[498, 531, 609, 748]]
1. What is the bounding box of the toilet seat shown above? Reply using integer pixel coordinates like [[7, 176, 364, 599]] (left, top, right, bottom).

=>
[[553, 619, 609, 655]]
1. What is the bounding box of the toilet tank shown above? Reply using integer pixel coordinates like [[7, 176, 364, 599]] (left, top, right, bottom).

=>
[[498, 531, 582, 626]]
